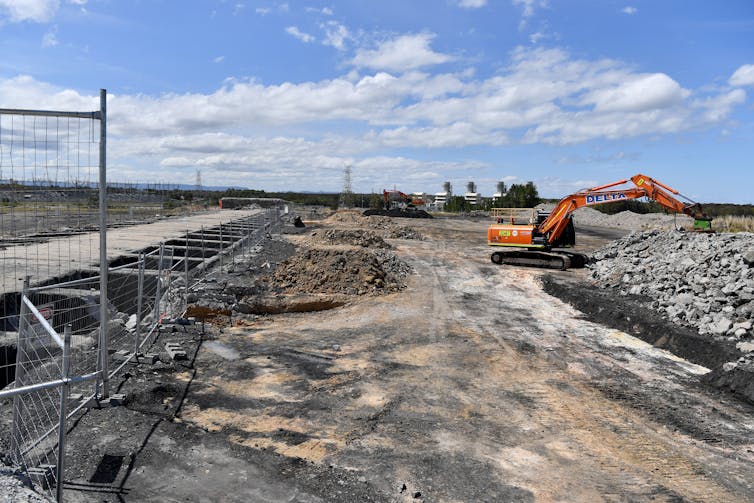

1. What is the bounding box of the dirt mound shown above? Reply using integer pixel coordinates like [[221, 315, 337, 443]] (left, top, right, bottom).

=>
[[268, 247, 411, 296], [362, 208, 433, 219], [323, 211, 423, 240], [311, 229, 390, 248]]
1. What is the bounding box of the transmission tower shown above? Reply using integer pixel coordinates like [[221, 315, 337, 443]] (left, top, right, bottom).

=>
[[339, 164, 354, 208], [195, 169, 203, 192]]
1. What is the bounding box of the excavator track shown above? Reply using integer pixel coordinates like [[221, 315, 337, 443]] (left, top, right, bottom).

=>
[[490, 250, 589, 270]]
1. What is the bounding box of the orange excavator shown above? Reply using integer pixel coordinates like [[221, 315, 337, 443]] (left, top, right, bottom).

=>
[[487, 173, 712, 270]]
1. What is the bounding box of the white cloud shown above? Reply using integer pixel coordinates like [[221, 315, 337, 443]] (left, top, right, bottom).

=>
[[306, 6, 333, 15], [42, 28, 58, 47], [512, 0, 547, 28], [730, 64, 754, 87], [350, 33, 453, 72], [285, 26, 315, 43], [322, 21, 349, 50], [583, 73, 689, 113], [213, 56, 225, 64], [457, 0, 487, 8], [0, 0, 59, 22], [0, 46, 744, 191], [255, 7, 270, 15], [529, 32, 544, 44], [621, 6, 637, 15]]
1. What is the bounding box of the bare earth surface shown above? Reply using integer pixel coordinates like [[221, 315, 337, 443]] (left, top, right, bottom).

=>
[[45, 216, 754, 502]]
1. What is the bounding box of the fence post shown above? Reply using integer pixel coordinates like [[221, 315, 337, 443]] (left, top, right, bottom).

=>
[[55, 325, 72, 503], [156, 244, 164, 323], [201, 226, 205, 264], [184, 231, 189, 314], [98, 89, 109, 399], [219, 223, 224, 271], [11, 276, 31, 464], [134, 253, 144, 357]]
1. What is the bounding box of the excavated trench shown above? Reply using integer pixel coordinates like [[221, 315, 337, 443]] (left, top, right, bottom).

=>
[[0, 213, 268, 385]]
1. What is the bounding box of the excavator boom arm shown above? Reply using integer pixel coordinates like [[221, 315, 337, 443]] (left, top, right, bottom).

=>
[[538, 173, 709, 246]]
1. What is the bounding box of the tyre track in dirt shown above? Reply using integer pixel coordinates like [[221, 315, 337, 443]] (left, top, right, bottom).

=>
[[169, 216, 754, 502], [410, 220, 754, 501]]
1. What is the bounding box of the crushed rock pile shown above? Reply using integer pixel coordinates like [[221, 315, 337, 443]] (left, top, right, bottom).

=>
[[536, 204, 693, 231], [324, 211, 423, 240], [268, 247, 412, 296], [310, 229, 390, 248], [589, 230, 754, 345]]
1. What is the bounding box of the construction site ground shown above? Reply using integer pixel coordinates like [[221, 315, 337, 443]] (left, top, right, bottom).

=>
[[46, 216, 754, 501]]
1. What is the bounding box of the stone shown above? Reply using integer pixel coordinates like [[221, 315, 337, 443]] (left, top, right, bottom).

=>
[[737, 341, 754, 353], [743, 250, 754, 266], [722, 362, 738, 372], [710, 318, 733, 335]]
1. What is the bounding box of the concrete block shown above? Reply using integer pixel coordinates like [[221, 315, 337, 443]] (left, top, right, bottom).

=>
[[138, 352, 160, 364], [27, 465, 55, 489], [165, 342, 188, 361], [69, 393, 83, 401]]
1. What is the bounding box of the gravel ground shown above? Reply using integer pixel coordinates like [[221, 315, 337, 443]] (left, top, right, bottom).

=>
[[0, 466, 50, 503]]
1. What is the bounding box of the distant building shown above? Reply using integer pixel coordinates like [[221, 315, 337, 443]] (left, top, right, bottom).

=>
[[464, 181, 480, 206], [491, 181, 508, 206], [432, 191, 449, 210]]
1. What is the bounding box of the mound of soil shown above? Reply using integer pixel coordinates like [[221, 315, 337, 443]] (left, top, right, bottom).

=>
[[267, 247, 411, 296], [323, 211, 423, 240], [311, 229, 390, 248], [362, 208, 433, 219]]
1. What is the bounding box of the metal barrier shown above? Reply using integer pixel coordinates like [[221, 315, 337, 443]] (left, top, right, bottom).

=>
[[0, 205, 281, 501]]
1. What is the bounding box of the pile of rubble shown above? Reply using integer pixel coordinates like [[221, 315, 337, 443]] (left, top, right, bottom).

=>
[[268, 247, 411, 296], [310, 229, 390, 248], [324, 211, 423, 240], [589, 230, 754, 344], [535, 204, 693, 231]]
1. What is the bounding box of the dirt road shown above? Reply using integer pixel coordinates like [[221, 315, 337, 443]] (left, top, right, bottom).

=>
[[61, 217, 754, 502]]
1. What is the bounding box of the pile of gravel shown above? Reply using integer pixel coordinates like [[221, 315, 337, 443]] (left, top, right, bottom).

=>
[[535, 204, 694, 231], [0, 467, 50, 502], [589, 230, 754, 343]]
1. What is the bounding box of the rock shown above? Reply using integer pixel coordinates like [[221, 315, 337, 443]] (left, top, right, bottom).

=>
[[737, 341, 754, 353], [723, 362, 738, 372], [743, 250, 754, 266]]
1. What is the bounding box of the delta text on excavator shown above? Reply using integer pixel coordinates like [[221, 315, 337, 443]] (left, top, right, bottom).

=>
[[487, 173, 712, 270]]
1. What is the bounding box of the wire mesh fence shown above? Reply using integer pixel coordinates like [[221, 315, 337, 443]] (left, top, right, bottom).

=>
[[1, 204, 281, 500], [0, 86, 286, 502]]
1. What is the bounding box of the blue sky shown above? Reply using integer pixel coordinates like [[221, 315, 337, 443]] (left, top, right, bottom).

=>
[[0, 1, 752, 202]]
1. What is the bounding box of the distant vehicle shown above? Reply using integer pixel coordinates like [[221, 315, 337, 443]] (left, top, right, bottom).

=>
[[487, 173, 712, 270], [383, 189, 424, 210]]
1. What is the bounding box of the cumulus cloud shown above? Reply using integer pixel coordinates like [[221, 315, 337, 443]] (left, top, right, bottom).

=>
[[0, 46, 744, 191], [730, 64, 754, 87], [583, 73, 689, 113], [0, 0, 59, 22], [286, 26, 315, 43], [621, 6, 637, 15], [322, 21, 349, 50], [350, 33, 453, 72], [457, 0, 487, 8]]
